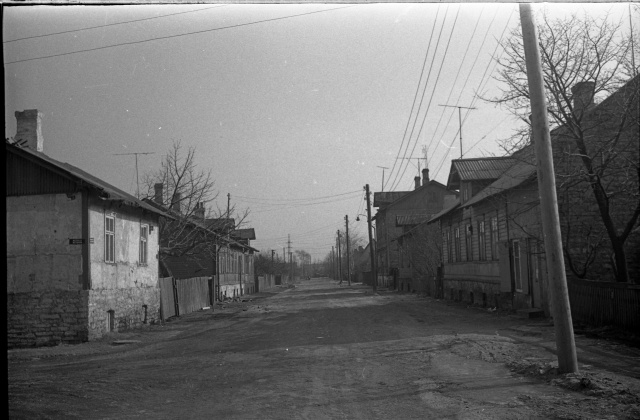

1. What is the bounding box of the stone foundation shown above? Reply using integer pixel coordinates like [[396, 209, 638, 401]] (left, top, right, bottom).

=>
[[7, 290, 89, 348], [87, 286, 160, 340]]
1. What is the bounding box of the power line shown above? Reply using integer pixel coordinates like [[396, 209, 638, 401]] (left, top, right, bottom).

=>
[[423, 5, 489, 164], [384, 5, 443, 192], [233, 189, 361, 204], [4, 5, 226, 43], [427, 6, 502, 169], [5, 5, 357, 65], [431, 7, 516, 181], [391, 4, 461, 191]]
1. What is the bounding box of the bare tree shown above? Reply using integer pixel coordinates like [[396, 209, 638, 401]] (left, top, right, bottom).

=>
[[488, 11, 640, 282], [142, 140, 249, 261]]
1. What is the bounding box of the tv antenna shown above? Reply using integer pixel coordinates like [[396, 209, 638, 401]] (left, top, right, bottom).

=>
[[439, 105, 477, 158], [113, 152, 155, 198]]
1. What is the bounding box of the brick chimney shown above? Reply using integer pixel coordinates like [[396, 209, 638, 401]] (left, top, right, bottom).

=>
[[571, 81, 595, 114], [422, 168, 430, 186], [414, 176, 421, 190], [15, 110, 44, 152], [171, 192, 182, 214], [154, 183, 164, 205], [194, 202, 205, 219]]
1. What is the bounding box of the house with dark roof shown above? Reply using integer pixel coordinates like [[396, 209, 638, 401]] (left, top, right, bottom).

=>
[[419, 76, 639, 319], [427, 158, 545, 312], [373, 168, 457, 290], [6, 110, 169, 347]]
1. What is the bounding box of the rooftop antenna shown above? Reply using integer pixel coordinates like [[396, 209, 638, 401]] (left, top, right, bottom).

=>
[[376, 166, 389, 191], [439, 104, 477, 158], [113, 152, 155, 198]]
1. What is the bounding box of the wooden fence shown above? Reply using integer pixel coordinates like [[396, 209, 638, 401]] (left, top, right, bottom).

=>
[[159, 276, 211, 320], [568, 279, 640, 331]]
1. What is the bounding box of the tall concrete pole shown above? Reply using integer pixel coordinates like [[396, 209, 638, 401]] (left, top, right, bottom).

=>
[[520, 3, 578, 374], [345, 215, 351, 286], [365, 184, 377, 293]]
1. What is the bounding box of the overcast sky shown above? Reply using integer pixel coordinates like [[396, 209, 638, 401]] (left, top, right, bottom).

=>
[[4, 2, 635, 262]]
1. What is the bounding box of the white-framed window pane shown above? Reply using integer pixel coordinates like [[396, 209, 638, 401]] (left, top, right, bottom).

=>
[[140, 224, 148, 265], [105, 215, 115, 263]]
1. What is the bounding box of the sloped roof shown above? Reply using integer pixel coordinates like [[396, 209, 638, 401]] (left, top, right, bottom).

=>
[[7, 143, 169, 218], [232, 228, 256, 240], [373, 191, 410, 208], [160, 255, 214, 279], [426, 199, 460, 224], [463, 162, 537, 208], [396, 214, 432, 226], [447, 157, 516, 190]]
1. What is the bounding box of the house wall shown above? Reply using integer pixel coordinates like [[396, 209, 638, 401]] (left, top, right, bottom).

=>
[[438, 182, 548, 312], [87, 199, 161, 340], [6, 193, 89, 347], [375, 184, 456, 284]]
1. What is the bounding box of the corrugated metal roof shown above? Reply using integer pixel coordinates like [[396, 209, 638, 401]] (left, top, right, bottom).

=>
[[373, 191, 409, 207], [463, 162, 537, 208], [447, 157, 516, 189], [9, 143, 169, 218], [396, 214, 432, 226]]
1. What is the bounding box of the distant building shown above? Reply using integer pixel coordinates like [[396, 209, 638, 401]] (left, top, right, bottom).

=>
[[373, 169, 457, 290]]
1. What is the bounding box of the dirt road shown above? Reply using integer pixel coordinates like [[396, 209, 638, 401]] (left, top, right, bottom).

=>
[[8, 278, 640, 419]]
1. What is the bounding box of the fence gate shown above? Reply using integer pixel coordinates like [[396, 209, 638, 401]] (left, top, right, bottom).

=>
[[159, 277, 177, 320]]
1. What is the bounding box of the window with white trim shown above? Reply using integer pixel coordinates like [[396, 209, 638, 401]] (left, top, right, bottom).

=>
[[478, 220, 486, 261], [105, 214, 115, 263], [490, 216, 499, 260], [139, 224, 149, 265]]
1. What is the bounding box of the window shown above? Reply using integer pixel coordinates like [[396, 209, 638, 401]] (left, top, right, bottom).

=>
[[465, 224, 473, 261], [105, 215, 115, 263], [139, 224, 148, 265], [512, 240, 522, 291], [478, 220, 486, 261], [490, 216, 499, 260], [454, 227, 461, 262]]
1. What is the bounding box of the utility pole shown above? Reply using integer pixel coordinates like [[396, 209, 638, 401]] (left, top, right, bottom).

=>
[[345, 215, 351, 286], [365, 184, 377, 293], [377, 166, 389, 192], [288, 234, 292, 283], [113, 152, 155, 198], [439, 104, 477, 158], [332, 246, 335, 280], [520, 3, 578, 374], [337, 230, 342, 284]]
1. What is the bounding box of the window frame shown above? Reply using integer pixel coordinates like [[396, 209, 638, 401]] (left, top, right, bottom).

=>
[[105, 214, 115, 263], [465, 223, 473, 261], [454, 227, 461, 262], [139, 224, 149, 265], [478, 220, 486, 261], [490, 216, 499, 260]]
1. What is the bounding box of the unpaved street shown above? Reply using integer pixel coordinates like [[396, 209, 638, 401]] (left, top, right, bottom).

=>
[[8, 278, 640, 419]]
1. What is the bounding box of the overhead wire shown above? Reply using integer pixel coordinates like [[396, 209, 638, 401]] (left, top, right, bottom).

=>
[[427, 6, 502, 170], [3, 5, 227, 43], [383, 4, 442, 192], [391, 4, 461, 191], [5, 5, 357, 65], [387, 5, 449, 191], [422, 5, 488, 166], [431, 6, 516, 181]]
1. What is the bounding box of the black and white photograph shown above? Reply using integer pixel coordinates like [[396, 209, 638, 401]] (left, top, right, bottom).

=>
[[6, 1, 640, 418]]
